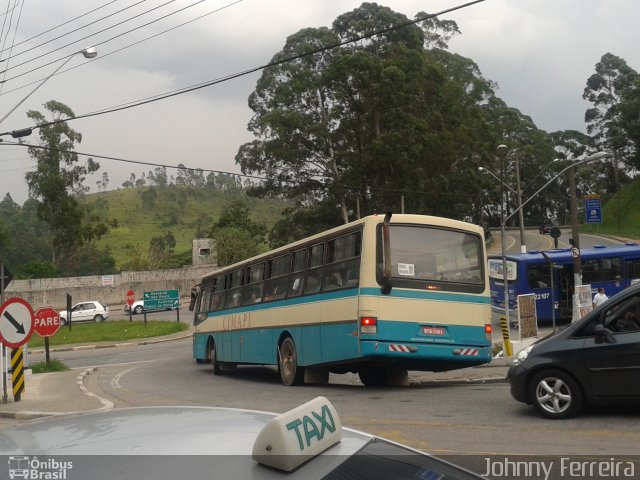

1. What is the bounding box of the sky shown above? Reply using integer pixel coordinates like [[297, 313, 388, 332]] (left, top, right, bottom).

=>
[[0, 0, 638, 204]]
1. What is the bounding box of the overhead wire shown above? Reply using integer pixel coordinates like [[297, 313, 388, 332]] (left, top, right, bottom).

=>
[[0, 0, 486, 135], [1, 140, 501, 200], [0, 0, 243, 97], [0, 0, 122, 55], [0, 0, 25, 94], [0, 0, 183, 80], [0, 0, 488, 201], [1, 0, 150, 61]]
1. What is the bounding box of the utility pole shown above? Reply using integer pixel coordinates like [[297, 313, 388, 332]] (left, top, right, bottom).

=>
[[568, 166, 581, 288], [514, 156, 526, 253]]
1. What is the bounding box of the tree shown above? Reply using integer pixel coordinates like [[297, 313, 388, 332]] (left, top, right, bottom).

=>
[[97, 171, 109, 192], [236, 4, 506, 227], [583, 53, 639, 194], [24, 100, 109, 269], [148, 231, 177, 269], [618, 76, 640, 169], [209, 201, 267, 265]]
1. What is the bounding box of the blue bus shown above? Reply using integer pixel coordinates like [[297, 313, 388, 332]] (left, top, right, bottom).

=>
[[190, 214, 493, 386], [488, 243, 640, 322]]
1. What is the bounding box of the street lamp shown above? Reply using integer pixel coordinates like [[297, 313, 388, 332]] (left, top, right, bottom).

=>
[[0, 47, 97, 126], [499, 151, 606, 336], [478, 167, 516, 194]]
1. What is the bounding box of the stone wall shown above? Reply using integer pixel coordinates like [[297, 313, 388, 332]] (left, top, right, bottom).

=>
[[4, 265, 219, 311]]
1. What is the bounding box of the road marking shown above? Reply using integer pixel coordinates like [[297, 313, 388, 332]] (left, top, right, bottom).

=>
[[71, 359, 155, 370], [110, 367, 138, 389]]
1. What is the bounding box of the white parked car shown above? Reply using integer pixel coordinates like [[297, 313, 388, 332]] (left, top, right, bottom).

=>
[[59, 301, 109, 324]]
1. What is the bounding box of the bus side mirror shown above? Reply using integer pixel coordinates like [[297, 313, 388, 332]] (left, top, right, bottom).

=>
[[188, 286, 198, 312]]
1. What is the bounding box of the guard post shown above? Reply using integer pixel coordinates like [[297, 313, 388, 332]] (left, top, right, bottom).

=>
[[500, 315, 513, 357], [10, 347, 24, 402]]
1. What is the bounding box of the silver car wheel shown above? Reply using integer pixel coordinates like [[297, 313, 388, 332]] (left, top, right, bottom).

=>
[[535, 377, 572, 414]]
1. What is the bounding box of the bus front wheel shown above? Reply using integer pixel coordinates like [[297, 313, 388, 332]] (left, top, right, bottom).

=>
[[278, 338, 305, 386], [209, 341, 222, 375]]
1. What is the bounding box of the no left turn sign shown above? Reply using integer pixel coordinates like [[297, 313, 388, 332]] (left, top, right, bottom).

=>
[[0, 297, 35, 348]]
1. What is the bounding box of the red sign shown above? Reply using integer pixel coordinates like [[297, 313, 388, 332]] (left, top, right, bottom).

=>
[[34, 307, 62, 338], [126, 289, 136, 306]]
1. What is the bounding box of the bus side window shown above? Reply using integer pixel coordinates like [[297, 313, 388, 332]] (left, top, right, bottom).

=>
[[323, 269, 343, 291], [305, 269, 322, 294], [288, 249, 306, 298], [345, 268, 359, 287]]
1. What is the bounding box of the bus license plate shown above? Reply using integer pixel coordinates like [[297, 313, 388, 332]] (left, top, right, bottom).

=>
[[422, 326, 445, 336]]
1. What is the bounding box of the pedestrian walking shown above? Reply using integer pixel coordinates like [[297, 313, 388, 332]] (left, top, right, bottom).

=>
[[592, 287, 608, 308]]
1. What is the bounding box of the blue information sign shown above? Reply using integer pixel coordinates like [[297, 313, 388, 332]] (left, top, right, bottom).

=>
[[584, 196, 602, 224]]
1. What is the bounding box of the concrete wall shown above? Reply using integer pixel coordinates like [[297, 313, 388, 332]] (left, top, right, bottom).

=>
[[4, 265, 219, 311]]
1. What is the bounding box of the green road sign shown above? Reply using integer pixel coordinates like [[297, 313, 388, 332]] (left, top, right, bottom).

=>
[[143, 289, 179, 310]]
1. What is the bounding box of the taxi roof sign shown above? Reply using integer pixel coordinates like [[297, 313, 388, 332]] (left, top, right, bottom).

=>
[[252, 396, 342, 472]]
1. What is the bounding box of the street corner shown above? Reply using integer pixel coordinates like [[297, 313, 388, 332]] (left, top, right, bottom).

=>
[[0, 366, 112, 419]]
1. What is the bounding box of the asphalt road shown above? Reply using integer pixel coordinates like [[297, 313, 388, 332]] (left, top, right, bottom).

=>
[[26, 337, 640, 458]]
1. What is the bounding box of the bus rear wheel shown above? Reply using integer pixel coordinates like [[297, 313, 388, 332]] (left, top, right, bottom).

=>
[[278, 337, 305, 386], [209, 341, 222, 375]]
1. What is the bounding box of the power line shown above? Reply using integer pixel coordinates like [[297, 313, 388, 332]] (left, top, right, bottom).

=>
[[0, 0, 243, 97], [0, 0, 26, 93], [0, 0, 149, 61], [1, 140, 504, 200], [1, 0, 486, 136], [0, 0, 122, 55], [0, 140, 267, 180], [0, 0, 183, 81]]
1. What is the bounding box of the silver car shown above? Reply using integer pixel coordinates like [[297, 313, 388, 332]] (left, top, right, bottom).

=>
[[0, 397, 482, 479]]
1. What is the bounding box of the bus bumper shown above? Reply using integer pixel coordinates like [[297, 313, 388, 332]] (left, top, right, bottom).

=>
[[359, 340, 492, 371]]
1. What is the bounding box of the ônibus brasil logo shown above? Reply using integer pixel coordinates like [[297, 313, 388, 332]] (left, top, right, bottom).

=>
[[8, 456, 73, 479]]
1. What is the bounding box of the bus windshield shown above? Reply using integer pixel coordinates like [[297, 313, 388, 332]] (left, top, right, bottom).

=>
[[382, 225, 484, 286]]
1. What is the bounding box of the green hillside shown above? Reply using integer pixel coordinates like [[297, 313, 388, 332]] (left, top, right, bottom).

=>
[[93, 186, 288, 268], [582, 178, 640, 239]]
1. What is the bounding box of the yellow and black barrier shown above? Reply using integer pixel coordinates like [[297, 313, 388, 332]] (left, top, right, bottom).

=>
[[10, 347, 24, 401], [500, 316, 513, 357]]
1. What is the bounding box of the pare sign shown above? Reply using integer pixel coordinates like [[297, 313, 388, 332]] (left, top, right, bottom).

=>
[[34, 307, 62, 337]]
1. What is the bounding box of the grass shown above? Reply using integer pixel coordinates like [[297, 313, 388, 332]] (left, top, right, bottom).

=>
[[581, 180, 640, 240], [30, 359, 69, 374], [92, 186, 287, 268], [27, 321, 188, 348]]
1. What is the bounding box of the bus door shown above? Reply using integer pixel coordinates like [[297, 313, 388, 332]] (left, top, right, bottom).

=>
[[526, 262, 562, 322], [559, 264, 574, 319]]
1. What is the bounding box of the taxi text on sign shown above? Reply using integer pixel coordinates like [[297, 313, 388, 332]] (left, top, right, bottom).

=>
[[252, 396, 342, 472], [34, 306, 62, 338], [0, 297, 35, 349]]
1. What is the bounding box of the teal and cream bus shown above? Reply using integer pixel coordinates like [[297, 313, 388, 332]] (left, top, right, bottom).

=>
[[190, 213, 492, 386]]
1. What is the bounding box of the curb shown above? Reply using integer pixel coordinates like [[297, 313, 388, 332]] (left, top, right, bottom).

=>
[[411, 375, 507, 386], [28, 331, 192, 355], [0, 367, 112, 419]]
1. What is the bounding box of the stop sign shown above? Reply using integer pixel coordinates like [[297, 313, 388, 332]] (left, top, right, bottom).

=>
[[126, 289, 136, 306], [34, 307, 62, 338]]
